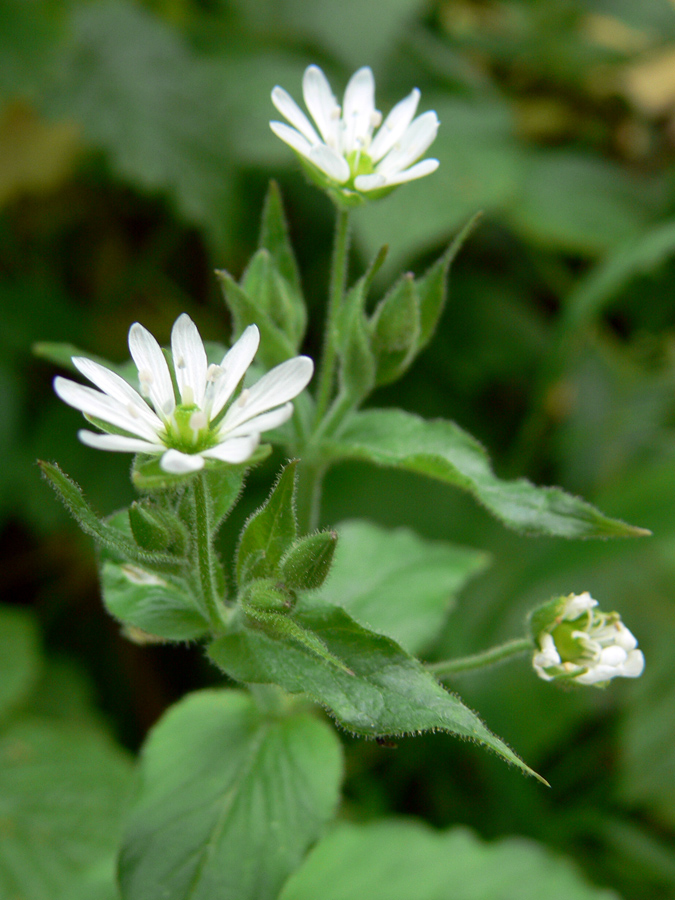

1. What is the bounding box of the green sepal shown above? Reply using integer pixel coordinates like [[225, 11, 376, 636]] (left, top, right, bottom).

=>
[[528, 595, 567, 642], [280, 531, 338, 591], [128, 501, 188, 554], [240, 578, 295, 614], [242, 249, 307, 349], [131, 457, 195, 492], [39, 461, 180, 570], [216, 269, 296, 369], [236, 461, 298, 586], [369, 272, 421, 386], [416, 212, 482, 351], [242, 607, 355, 676]]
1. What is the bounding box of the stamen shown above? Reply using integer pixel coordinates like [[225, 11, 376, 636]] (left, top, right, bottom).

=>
[[126, 403, 139, 418], [371, 110, 382, 129], [237, 388, 250, 407], [138, 369, 153, 397], [206, 364, 222, 383], [175, 355, 186, 370], [330, 105, 341, 121], [182, 385, 194, 406]]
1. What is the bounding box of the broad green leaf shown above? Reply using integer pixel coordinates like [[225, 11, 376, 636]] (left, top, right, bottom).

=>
[[561, 218, 675, 335], [47, 1, 235, 247], [281, 0, 429, 69], [259, 180, 302, 299], [280, 819, 619, 900], [100, 560, 209, 642], [216, 269, 297, 368], [0, 717, 132, 900], [0, 606, 40, 723], [509, 150, 653, 255], [209, 602, 542, 780], [316, 521, 488, 655], [236, 461, 298, 585], [324, 409, 649, 538], [119, 689, 342, 900]]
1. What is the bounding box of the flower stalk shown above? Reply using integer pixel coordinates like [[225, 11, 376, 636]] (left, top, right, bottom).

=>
[[190, 472, 228, 632], [428, 638, 533, 678]]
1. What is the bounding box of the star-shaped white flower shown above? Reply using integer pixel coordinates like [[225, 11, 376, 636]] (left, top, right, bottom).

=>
[[54, 314, 313, 474], [271, 65, 439, 201]]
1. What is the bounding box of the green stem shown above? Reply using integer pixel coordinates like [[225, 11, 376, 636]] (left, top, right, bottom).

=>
[[191, 473, 227, 632], [295, 457, 327, 534], [428, 638, 532, 678], [314, 206, 351, 423]]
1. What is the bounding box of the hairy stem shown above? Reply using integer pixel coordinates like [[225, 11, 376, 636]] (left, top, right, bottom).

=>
[[191, 473, 228, 632], [428, 638, 533, 678], [314, 206, 351, 423]]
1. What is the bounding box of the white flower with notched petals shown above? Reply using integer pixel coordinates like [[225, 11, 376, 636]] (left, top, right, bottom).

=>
[[531, 592, 645, 687], [271, 65, 439, 202], [54, 314, 313, 474]]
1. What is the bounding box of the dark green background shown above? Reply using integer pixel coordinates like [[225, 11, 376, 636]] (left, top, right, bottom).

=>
[[2, 0, 675, 897]]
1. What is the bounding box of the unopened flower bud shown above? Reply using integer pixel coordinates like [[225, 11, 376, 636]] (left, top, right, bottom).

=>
[[529, 592, 644, 687]]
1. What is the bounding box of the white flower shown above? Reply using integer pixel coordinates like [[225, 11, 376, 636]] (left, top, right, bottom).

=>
[[54, 314, 313, 474], [531, 592, 645, 687], [270, 65, 439, 200]]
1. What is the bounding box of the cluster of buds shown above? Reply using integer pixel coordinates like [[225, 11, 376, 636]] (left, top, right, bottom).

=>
[[530, 592, 644, 687]]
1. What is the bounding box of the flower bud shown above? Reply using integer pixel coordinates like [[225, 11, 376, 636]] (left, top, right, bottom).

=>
[[529, 592, 644, 687]]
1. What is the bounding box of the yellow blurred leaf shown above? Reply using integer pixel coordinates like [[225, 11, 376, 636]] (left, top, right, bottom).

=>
[[624, 46, 675, 115], [0, 103, 80, 205]]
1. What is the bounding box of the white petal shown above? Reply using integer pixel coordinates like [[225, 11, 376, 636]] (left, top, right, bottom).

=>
[[160, 449, 205, 473], [271, 86, 320, 144], [54, 377, 160, 442], [128, 323, 176, 418], [366, 158, 439, 189], [72, 357, 163, 432], [221, 356, 313, 433], [78, 430, 164, 454], [342, 66, 375, 153], [201, 434, 260, 464], [171, 313, 208, 408], [353, 173, 388, 192], [599, 645, 628, 667], [224, 402, 294, 439], [303, 65, 340, 148], [270, 121, 315, 162], [622, 650, 645, 678], [369, 88, 420, 162], [209, 325, 260, 419], [375, 111, 439, 177], [309, 144, 350, 183]]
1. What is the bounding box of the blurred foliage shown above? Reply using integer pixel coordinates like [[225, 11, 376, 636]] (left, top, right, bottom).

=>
[[2, 0, 675, 897]]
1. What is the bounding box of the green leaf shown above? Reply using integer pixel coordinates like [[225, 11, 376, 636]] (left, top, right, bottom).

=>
[[100, 560, 209, 642], [324, 409, 649, 538], [509, 150, 653, 255], [119, 689, 342, 900], [241, 249, 306, 349], [369, 273, 420, 386], [416, 212, 482, 350], [259, 180, 302, 299], [39, 461, 181, 567], [317, 521, 488, 655], [281, 531, 338, 591], [209, 602, 542, 780], [236, 461, 298, 585], [0, 606, 41, 723], [279, 819, 619, 900], [47, 1, 235, 247], [216, 269, 297, 368], [0, 717, 132, 900], [128, 501, 187, 554], [32, 342, 131, 379]]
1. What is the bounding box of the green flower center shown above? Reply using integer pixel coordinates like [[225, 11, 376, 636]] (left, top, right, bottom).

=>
[[164, 404, 219, 454], [550, 619, 589, 663], [345, 149, 375, 185]]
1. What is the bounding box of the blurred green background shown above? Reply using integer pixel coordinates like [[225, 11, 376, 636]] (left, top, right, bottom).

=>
[[2, 0, 675, 897]]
